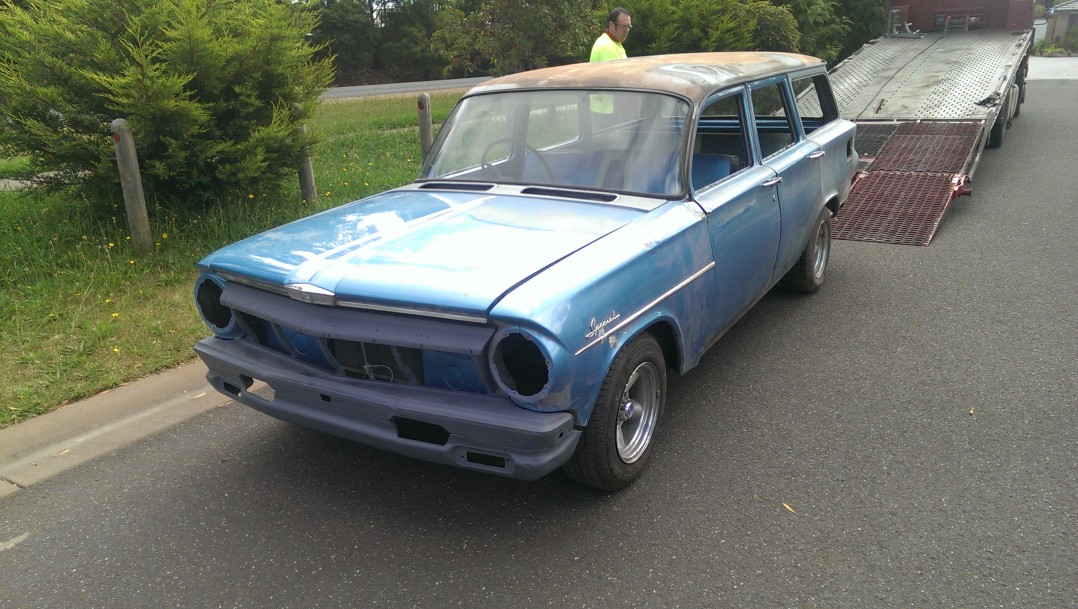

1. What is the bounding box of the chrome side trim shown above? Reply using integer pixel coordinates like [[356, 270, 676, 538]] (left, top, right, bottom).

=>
[[573, 261, 716, 356]]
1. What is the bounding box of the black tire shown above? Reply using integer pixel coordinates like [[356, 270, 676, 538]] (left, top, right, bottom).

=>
[[564, 334, 666, 491], [987, 89, 1012, 149], [987, 117, 1005, 148], [780, 207, 832, 293]]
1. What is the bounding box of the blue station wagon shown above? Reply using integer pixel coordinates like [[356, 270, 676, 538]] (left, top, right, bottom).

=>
[[194, 53, 858, 490]]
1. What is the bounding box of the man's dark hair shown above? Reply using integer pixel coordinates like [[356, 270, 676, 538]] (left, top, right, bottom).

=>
[[607, 7, 631, 27]]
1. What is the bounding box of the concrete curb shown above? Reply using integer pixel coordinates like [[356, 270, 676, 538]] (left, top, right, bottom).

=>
[[0, 361, 230, 499]]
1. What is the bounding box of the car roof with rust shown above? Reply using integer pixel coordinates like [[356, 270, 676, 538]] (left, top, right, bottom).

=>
[[467, 52, 826, 103]]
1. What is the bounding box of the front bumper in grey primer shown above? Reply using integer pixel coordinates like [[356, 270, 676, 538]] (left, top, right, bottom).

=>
[[195, 337, 581, 480]]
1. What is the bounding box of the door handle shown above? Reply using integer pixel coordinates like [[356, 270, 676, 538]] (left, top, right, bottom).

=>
[[808, 150, 826, 159], [760, 176, 783, 187]]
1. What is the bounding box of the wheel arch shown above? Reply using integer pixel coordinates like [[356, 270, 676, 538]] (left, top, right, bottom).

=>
[[825, 194, 840, 218], [571, 317, 683, 427], [641, 319, 680, 374]]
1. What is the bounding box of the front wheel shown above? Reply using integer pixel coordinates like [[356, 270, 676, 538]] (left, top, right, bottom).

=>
[[780, 207, 832, 293], [564, 334, 666, 491]]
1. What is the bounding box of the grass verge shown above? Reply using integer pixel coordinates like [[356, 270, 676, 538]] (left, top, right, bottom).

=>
[[0, 90, 462, 427]]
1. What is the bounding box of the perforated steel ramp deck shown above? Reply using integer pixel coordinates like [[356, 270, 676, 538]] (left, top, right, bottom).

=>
[[834, 172, 957, 246], [853, 123, 898, 157], [869, 122, 982, 173], [834, 121, 979, 246], [830, 31, 1030, 122]]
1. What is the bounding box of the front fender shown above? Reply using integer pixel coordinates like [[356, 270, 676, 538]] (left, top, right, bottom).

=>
[[490, 201, 714, 425]]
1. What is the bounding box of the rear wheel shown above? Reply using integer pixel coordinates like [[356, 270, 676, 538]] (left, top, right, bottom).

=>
[[564, 334, 666, 491], [780, 207, 832, 293], [988, 88, 1014, 149], [988, 116, 1006, 148]]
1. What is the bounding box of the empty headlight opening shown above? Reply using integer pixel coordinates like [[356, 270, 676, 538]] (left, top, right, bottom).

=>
[[492, 333, 550, 398], [196, 277, 233, 330]]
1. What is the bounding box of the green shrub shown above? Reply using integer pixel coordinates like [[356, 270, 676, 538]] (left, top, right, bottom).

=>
[[1065, 30, 1078, 53], [1034, 38, 1065, 56], [0, 0, 333, 206]]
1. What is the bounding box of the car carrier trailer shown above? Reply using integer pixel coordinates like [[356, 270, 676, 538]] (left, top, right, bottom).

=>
[[826, 0, 1034, 245]]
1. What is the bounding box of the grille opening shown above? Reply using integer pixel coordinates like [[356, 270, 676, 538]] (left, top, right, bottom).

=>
[[332, 340, 423, 384], [466, 452, 507, 469], [320, 394, 332, 402], [241, 314, 288, 355], [393, 417, 450, 446]]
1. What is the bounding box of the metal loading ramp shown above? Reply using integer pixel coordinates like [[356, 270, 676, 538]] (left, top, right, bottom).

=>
[[834, 121, 982, 246], [834, 172, 958, 246]]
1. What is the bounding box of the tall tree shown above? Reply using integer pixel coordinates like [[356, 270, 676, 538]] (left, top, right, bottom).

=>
[[603, 0, 799, 57], [378, 0, 442, 79], [747, 0, 802, 53], [624, 0, 753, 55], [432, 0, 591, 76], [835, 0, 887, 60], [307, 0, 379, 82], [771, 0, 849, 61]]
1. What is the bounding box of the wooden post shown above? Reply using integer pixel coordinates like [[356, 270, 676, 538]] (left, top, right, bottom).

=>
[[417, 92, 433, 165], [296, 123, 317, 203], [110, 119, 152, 255]]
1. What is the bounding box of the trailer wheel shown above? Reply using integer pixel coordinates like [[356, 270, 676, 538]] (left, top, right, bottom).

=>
[[989, 87, 1016, 148], [988, 117, 1006, 148], [780, 207, 831, 293]]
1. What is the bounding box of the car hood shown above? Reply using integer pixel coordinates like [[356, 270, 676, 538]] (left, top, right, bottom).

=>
[[200, 187, 642, 315]]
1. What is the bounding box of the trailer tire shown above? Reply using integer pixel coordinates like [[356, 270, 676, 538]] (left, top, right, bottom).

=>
[[988, 85, 1017, 149], [988, 119, 1005, 148]]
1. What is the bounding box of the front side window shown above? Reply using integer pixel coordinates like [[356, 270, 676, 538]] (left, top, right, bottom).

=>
[[692, 91, 752, 190], [422, 90, 691, 197]]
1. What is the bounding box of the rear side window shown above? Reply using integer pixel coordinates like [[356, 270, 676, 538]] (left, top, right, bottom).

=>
[[750, 81, 797, 158], [791, 75, 839, 133]]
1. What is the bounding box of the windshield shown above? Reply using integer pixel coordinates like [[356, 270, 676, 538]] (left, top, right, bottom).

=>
[[421, 90, 691, 197]]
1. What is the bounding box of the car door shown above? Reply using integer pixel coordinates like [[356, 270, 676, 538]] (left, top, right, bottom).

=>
[[692, 88, 781, 332], [791, 72, 858, 212], [748, 77, 824, 281]]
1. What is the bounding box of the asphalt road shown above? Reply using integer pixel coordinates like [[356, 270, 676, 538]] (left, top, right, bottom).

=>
[[2, 80, 1075, 609]]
